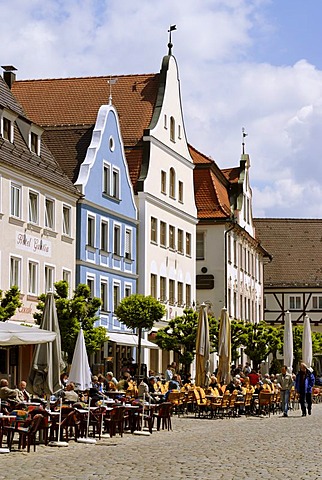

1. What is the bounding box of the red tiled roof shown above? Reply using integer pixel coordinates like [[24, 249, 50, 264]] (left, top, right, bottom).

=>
[[189, 145, 232, 220], [12, 74, 159, 146], [222, 167, 240, 183], [254, 218, 322, 287]]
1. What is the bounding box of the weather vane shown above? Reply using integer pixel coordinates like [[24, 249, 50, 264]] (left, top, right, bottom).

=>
[[242, 127, 248, 155], [108, 76, 117, 105], [168, 24, 177, 55]]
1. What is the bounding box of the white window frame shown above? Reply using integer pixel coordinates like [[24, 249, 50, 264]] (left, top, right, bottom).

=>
[[289, 296, 301, 310], [62, 269, 72, 297], [28, 190, 39, 225], [30, 129, 41, 155], [10, 182, 22, 218], [151, 217, 157, 244], [196, 232, 205, 260], [87, 275, 95, 298], [113, 281, 121, 312], [103, 161, 111, 195], [45, 197, 55, 230], [10, 255, 22, 288], [28, 260, 39, 295], [62, 204, 71, 236], [87, 214, 96, 248], [113, 223, 121, 256], [178, 180, 183, 202], [125, 228, 132, 260], [100, 277, 109, 312], [186, 232, 191, 257], [124, 283, 132, 298], [161, 170, 167, 194], [169, 167, 176, 198], [160, 221, 167, 247], [169, 225, 175, 250], [112, 167, 120, 199], [44, 264, 55, 293], [100, 218, 109, 252]]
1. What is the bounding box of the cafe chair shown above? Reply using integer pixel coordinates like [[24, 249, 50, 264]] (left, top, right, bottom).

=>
[[153, 402, 173, 431], [104, 406, 128, 437], [17, 413, 44, 452]]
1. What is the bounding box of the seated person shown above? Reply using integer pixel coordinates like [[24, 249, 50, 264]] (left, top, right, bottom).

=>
[[18, 380, 31, 402], [168, 374, 180, 392], [137, 378, 156, 403], [106, 372, 118, 387], [226, 378, 243, 394], [254, 381, 264, 395], [0, 378, 24, 404], [62, 382, 79, 403], [208, 375, 220, 390], [97, 373, 108, 391], [117, 372, 131, 391]]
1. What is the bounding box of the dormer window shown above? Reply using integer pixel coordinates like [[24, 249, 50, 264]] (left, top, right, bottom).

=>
[[3, 117, 12, 141], [30, 131, 39, 155]]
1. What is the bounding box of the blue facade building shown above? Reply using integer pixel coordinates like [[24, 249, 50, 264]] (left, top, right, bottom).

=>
[[75, 103, 138, 335]]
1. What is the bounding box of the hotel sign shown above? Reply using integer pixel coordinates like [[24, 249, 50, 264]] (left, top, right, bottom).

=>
[[16, 232, 52, 257]]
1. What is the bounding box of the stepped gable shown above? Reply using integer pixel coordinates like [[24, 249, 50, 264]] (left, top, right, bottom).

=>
[[189, 144, 232, 220], [0, 76, 80, 196], [254, 218, 322, 287]]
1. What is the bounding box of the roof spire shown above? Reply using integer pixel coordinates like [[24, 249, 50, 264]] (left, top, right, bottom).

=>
[[168, 24, 177, 55], [242, 127, 248, 155], [108, 77, 117, 105]]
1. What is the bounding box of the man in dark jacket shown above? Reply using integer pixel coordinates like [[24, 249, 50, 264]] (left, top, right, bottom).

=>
[[295, 362, 315, 416]]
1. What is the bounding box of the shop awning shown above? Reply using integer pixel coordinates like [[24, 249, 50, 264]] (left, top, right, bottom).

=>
[[106, 332, 159, 349]]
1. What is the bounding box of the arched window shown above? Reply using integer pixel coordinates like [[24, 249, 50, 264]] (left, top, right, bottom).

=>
[[169, 167, 176, 198], [170, 116, 175, 142]]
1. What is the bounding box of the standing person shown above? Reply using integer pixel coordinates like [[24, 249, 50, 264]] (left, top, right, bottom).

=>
[[165, 365, 173, 381], [295, 362, 315, 417], [276, 365, 293, 417]]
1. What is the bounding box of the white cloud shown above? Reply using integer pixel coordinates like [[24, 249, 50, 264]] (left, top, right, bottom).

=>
[[1, 0, 322, 218]]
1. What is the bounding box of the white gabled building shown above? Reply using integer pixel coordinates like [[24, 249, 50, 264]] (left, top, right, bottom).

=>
[[191, 145, 271, 325], [0, 68, 80, 383]]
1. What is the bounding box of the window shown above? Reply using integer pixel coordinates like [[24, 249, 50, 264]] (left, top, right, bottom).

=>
[[169, 168, 176, 198], [227, 234, 231, 263], [100, 220, 109, 252], [28, 261, 38, 295], [45, 198, 54, 229], [151, 217, 157, 243], [160, 276, 167, 302], [185, 284, 191, 308], [103, 163, 111, 195], [233, 238, 237, 266], [10, 257, 21, 288], [112, 168, 120, 199], [151, 274, 157, 298], [186, 233, 191, 257], [169, 225, 175, 250], [177, 229, 183, 253], [125, 229, 132, 260], [170, 116, 175, 142], [289, 296, 301, 310], [63, 205, 71, 236], [312, 296, 322, 309], [11, 183, 21, 218], [62, 270, 71, 296], [45, 265, 54, 292], [177, 282, 183, 306], [101, 280, 108, 312], [160, 221, 167, 247], [169, 280, 175, 305], [3, 117, 12, 142], [196, 232, 205, 260], [178, 181, 183, 202], [113, 283, 120, 311], [161, 170, 167, 194], [87, 276, 95, 297], [30, 132, 39, 154], [164, 114, 167, 129], [87, 216, 95, 247], [125, 285, 132, 297], [28, 191, 38, 224], [113, 225, 121, 255]]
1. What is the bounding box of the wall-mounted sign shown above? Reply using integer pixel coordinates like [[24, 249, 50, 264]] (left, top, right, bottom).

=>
[[16, 232, 51, 257]]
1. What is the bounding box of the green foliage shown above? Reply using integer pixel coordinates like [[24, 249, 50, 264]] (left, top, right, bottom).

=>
[[34, 281, 107, 364], [0, 286, 22, 321], [155, 308, 218, 372], [239, 321, 282, 370], [230, 319, 248, 362], [115, 294, 166, 331]]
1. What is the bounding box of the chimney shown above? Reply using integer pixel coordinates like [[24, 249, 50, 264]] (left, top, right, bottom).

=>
[[1, 65, 17, 89]]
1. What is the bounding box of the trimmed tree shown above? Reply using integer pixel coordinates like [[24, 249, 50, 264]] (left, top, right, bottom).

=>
[[0, 286, 22, 322], [34, 281, 107, 364], [115, 294, 166, 378], [240, 321, 282, 371]]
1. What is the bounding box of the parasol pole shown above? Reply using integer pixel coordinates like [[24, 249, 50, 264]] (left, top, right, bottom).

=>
[[133, 392, 150, 436], [48, 397, 68, 447], [77, 397, 96, 444]]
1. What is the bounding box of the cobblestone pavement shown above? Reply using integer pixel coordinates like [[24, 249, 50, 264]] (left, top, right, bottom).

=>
[[1, 403, 322, 480]]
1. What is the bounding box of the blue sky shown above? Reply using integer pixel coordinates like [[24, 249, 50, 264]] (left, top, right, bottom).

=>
[[1, 0, 322, 218]]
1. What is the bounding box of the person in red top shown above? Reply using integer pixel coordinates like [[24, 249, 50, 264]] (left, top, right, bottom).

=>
[[248, 369, 260, 386]]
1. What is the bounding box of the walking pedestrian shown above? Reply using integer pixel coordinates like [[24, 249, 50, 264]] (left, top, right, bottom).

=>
[[276, 365, 293, 417], [295, 362, 315, 416]]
